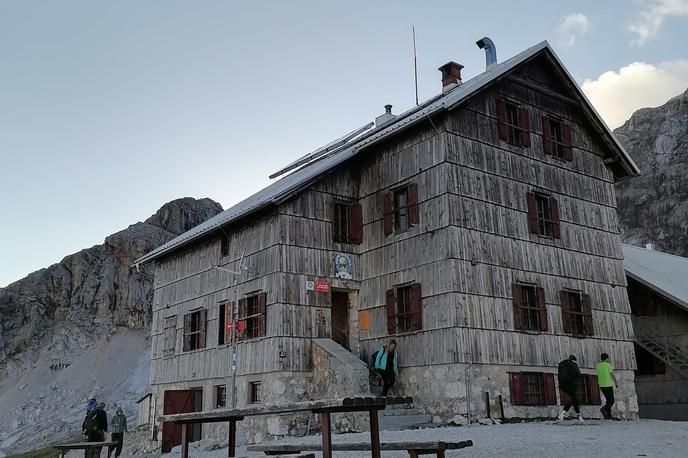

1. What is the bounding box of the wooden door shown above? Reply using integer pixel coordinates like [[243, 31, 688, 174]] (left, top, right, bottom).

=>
[[161, 390, 197, 453], [331, 291, 350, 350]]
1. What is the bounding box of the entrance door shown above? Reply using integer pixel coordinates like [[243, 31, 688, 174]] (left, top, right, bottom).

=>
[[161, 389, 202, 453], [331, 291, 350, 349]]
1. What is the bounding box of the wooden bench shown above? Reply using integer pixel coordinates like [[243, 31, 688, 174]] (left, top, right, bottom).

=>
[[53, 441, 118, 458], [248, 440, 474, 458]]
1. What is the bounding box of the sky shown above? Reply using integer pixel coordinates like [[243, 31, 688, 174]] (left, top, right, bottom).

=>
[[1, 0, 687, 287]]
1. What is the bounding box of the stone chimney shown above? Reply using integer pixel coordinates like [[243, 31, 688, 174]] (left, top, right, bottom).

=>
[[375, 104, 396, 127], [438, 61, 464, 92]]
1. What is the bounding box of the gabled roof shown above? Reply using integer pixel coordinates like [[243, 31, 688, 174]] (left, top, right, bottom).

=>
[[134, 41, 639, 266], [622, 244, 688, 312]]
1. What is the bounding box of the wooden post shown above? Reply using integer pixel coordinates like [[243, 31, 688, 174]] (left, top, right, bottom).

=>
[[437, 450, 446, 458], [228, 419, 237, 457], [369, 409, 381, 458], [319, 412, 332, 458], [180, 423, 189, 458], [485, 391, 491, 418]]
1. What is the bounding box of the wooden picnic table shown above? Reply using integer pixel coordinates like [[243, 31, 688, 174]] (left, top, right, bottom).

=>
[[53, 441, 118, 458], [159, 396, 413, 458]]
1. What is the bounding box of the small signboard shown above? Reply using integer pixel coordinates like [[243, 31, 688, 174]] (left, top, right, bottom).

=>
[[305, 280, 315, 291], [315, 280, 331, 293]]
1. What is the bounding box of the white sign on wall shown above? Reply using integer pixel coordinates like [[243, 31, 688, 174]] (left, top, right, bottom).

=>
[[305, 280, 315, 291]]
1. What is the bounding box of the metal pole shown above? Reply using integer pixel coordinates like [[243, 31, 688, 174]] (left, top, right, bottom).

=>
[[229, 251, 245, 410]]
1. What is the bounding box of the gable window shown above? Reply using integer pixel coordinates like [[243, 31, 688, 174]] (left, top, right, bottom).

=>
[[238, 293, 267, 341], [560, 375, 601, 405], [218, 301, 232, 345], [496, 99, 531, 147], [512, 283, 548, 332], [383, 183, 419, 236], [509, 372, 557, 406], [220, 233, 230, 257], [560, 290, 593, 336], [163, 316, 176, 356], [526, 192, 561, 239], [249, 381, 262, 404], [182, 309, 207, 352], [542, 116, 573, 161], [385, 283, 422, 334], [215, 385, 226, 408], [333, 201, 363, 244]]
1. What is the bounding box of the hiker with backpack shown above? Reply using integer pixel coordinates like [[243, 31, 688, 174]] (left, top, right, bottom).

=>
[[108, 407, 128, 458], [86, 396, 98, 414], [82, 402, 108, 457], [372, 339, 399, 396], [557, 355, 584, 422]]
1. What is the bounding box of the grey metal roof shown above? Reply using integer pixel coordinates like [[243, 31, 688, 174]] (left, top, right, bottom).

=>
[[134, 41, 639, 266], [622, 244, 688, 311]]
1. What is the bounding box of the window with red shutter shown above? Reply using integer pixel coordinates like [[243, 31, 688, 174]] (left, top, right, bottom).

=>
[[519, 107, 531, 147], [581, 294, 594, 336], [512, 284, 524, 330], [549, 198, 561, 239], [383, 193, 394, 236], [496, 99, 509, 141], [526, 193, 539, 234], [409, 283, 423, 331], [585, 374, 601, 405], [385, 289, 396, 334], [407, 183, 419, 226], [544, 373, 557, 405], [349, 203, 363, 244], [562, 124, 573, 161], [237, 293, 267, 341], [497, 100, 530, 147], [560, 291, 572, 334], [514, 283, 542, 332], [527, 192, 561, 239], [541, 116, 553, 155], [182, 309, 206, 351], [333, 201, 350, 243], [509, 372, 525, 406], [542, 116, 573, 162]]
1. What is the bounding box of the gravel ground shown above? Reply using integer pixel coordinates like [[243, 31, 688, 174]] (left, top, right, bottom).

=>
[[157, 419, 688, 458]]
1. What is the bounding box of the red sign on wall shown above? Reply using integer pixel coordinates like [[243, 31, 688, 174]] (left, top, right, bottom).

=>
[[315, 280, 331, 293]]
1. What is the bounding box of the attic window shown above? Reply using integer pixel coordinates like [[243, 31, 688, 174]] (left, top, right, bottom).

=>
[[542, 116, 572, 161], [496, 99, 530, 147]]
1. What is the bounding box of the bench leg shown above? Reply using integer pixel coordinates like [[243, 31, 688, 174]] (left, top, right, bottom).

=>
[[181, 423, 189, 458], [319, 412, 332, 458], [408, 452, 419, 458], [437, 451, 445, 458], [369, 409, 381, 458], [228, 420, 236, 457]]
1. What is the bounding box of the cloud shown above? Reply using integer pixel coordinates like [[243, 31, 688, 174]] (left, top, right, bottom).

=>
[[629, 0, 688, 45], [558, 13, 589, 47], [582, 60, 688, 128]]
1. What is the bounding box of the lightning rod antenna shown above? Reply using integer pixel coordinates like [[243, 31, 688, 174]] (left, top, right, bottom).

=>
[[413, 26, 419, 106]]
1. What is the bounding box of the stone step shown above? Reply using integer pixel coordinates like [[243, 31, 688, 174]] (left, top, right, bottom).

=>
[[379, 413, 434, 430], [380, 408, 422, 416]]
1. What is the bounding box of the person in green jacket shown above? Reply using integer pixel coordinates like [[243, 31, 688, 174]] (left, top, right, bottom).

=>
[[373, 339, 399, 396], [107, 407, 127, 458], [596, 353, 618, 419]]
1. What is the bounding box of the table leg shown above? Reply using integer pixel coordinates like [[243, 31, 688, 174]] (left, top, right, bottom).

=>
[[369, 409, 381, 458], [319, 412, 332, 458], [228, 420, 236, 457], [437, 450, 445, 458], [181, 423, 189, 458]]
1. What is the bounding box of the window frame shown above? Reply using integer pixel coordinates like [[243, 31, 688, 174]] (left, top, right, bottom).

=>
[[182, 309, 206, 352], [163, 315, 177, 357], [394, 187, 410, 233], [386, 283, 422, 334], [249, 381, 262, 404], [332, 201, 351, 243], [527, 192, 561, 239], [566, 291, 586, 336], [395, 285, 414, 333], [215, 385, 227, 408], [220, 233, 230, 257], [237, 293, 267, 341]]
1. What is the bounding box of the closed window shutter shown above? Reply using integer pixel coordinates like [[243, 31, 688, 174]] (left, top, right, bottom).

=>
[[560, 291, 572, 333], [409, 283, 423, 331], [349, 203, 363, 244], [509, 372, 525, 406], [537, 287, 548, 332], [526, 192, 539, 234], [544, 373, 557, 405], [541, 116, 553, 155], [199, 309, 207, 349], [257, 293, 267, 337], [383, 193, 394, 236], [549, 197, 561, 239], [562, 124, 573, 161], [512, 284, 524, 330], [496, 99, 509, 140], [385, 289, 396, 334], [586, 375, 601, 405], [581, 294, 594, 335], [183, 313, 191, 351], [407, 183, 419, 225], [519, 107, 531, 147]]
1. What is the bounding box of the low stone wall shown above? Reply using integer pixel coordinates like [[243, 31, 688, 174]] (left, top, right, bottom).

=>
[[311, 338, 370, 399]]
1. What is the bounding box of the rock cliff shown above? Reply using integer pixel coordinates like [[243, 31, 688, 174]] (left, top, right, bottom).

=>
[[615, 88, 688, 255]]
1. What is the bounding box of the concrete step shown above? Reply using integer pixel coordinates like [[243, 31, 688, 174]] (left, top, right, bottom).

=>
[[379, 413, 433, 430]]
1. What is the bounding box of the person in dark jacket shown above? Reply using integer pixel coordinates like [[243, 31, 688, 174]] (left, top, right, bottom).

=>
[[108, 407, 127, 457], [557, 355, 584, 422], [373, 339, 399, 396], [82, 402, 108, 457]]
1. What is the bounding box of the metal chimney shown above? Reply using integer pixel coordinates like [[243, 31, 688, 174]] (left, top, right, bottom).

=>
[[375, 104, 396, 127], [476, 37, 497, 70]]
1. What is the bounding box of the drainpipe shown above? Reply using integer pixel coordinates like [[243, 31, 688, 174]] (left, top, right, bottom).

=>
[[465, 363, 473, 425]]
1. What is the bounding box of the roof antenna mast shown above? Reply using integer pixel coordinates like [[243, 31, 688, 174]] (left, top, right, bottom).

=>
[[413, 26, 419, 106]]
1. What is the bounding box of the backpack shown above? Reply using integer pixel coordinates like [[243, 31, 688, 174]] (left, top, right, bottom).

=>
[[371, 350, 379, 367], [558, 360, 576, 383], [83, 410, 100, 433]]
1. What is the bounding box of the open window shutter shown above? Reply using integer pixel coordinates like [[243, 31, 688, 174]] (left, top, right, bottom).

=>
[[560, 291, 572, 333], [225, 302, 234, 344], [581, 294, 594, 335], [537, 287, 548, 332], [199, 309, 207, 349], [562, 124, 573, 161], [349, 203, 363, 244], [541, 116, 553, 155], [385, 289, 396, 334], [509, 373, 525, 406], [183, 313, 191, 351], [496, 99, 509, 140], [586, 375, 601, 405], [512, 284, 524, 330], [383, 193, 394, 236], [410, 283, 423, 331], [257, 293, 267, 337], [238, 298, 247, 341], [549, 197, 561, 239], [407, 183, 419, 225], [519, 107, 531, 147], [526, 192, 539, 234], [544, 373, 557, 405]]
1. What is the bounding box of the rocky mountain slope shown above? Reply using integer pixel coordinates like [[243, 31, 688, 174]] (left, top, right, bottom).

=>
[[615, 88, 688, 255]]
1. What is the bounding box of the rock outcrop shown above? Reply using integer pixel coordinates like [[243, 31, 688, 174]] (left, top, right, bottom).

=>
[[615, 88, 688, 256], [0, 197, 223, 379]]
